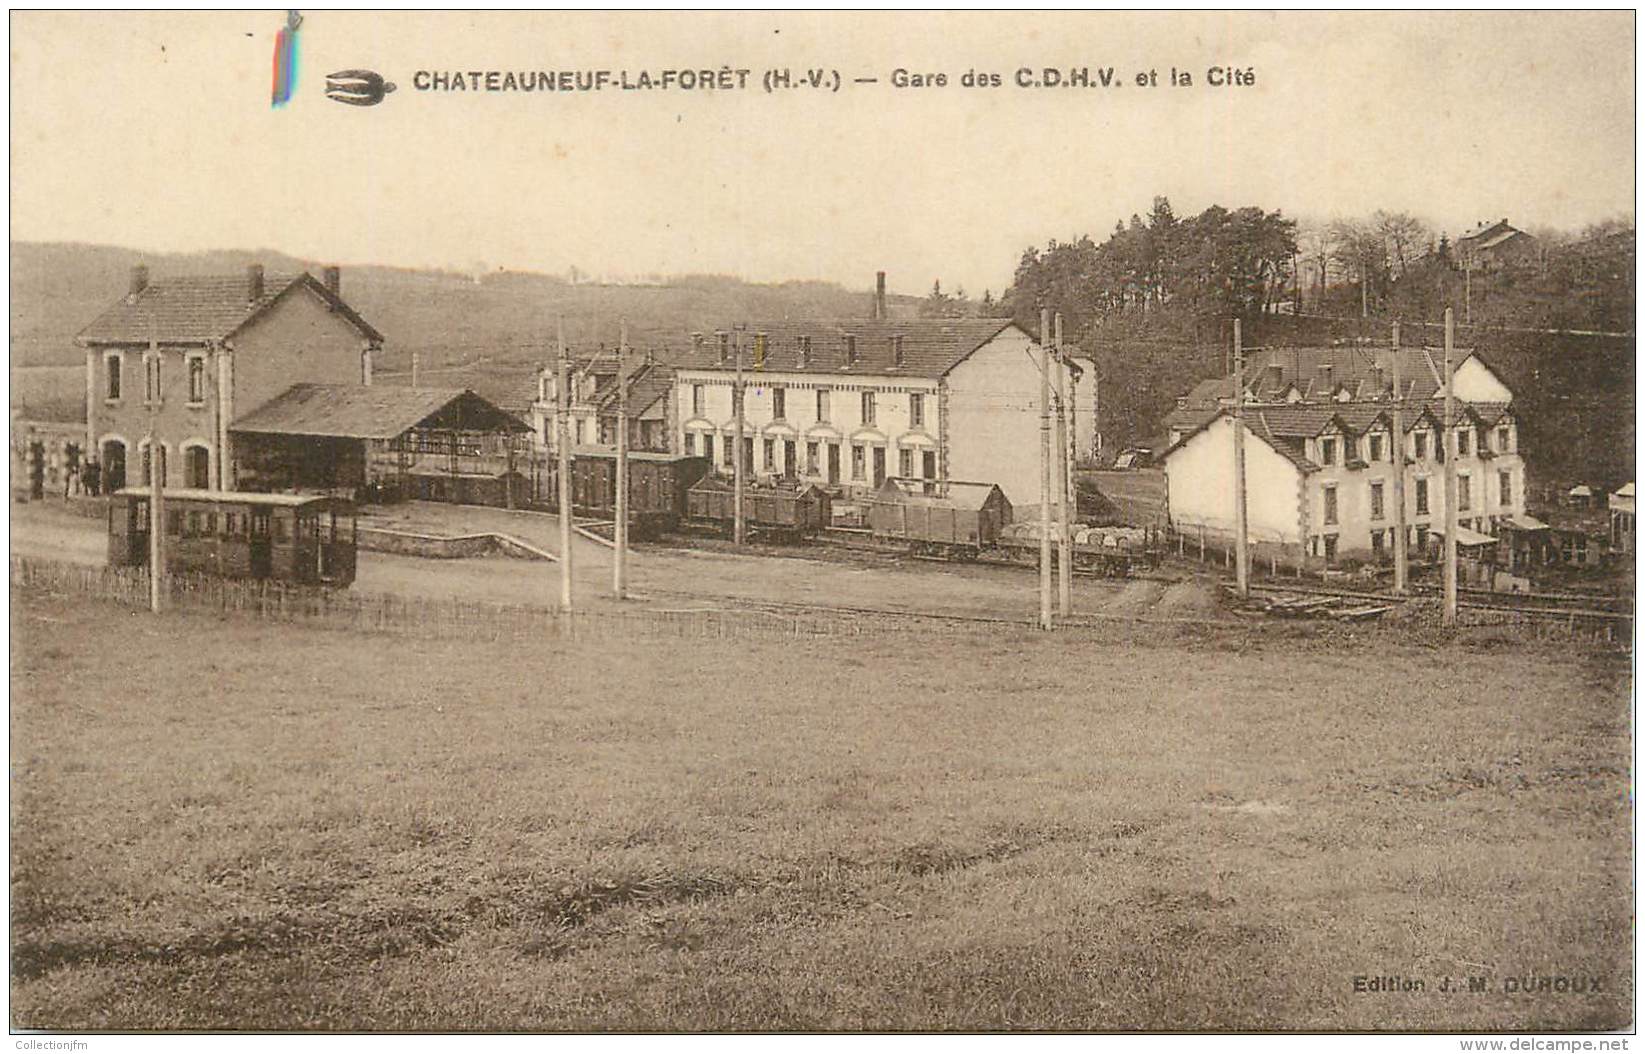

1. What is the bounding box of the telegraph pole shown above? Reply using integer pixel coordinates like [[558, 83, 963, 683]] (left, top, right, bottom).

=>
[[556, 316, 574, 612], [1054, 312, 1072, 616], [1232, 319, 1249, 598], [1442, 307, 1459, 627], [1390, 323, 1409, 594], [1038, 305, 1053, 630], [733, 325, 747, 545], [614, 319, 629, 598], [147, 314, 164, 614]]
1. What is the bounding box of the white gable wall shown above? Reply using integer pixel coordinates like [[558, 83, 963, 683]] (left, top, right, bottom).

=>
[[1448, 356, 1513, 403], [1164, 415, 1305, 544]]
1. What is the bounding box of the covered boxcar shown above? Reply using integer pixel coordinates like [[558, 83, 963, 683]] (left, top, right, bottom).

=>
[[108, 487, 357, 587], [685, 476, 833, 541], [865, 478, 1013, 560], [567, 448, 710, 539]]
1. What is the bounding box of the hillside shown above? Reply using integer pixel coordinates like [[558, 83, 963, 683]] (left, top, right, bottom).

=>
[[9, 242, 918, 373]]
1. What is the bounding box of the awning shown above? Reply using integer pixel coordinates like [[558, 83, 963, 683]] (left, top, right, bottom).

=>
[[1435, 525, 1497, 546], [1502, 513, 1550, 531]]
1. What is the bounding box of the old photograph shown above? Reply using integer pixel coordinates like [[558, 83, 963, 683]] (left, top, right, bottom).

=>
[[7, 9, 1635, 1037]]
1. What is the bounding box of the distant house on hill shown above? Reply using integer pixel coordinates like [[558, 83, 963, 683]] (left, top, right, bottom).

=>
[[77, 264, 383, 494], [1456, 218, 1539, 270]]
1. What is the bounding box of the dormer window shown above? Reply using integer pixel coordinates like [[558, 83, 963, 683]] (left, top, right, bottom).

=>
[[716, 331, 730, 364], [892, 335, 905, 368], [845, 335, 858, 367], [1320, 436, 1337, 466], [798, 335, 812, 368], [753, 332, 768, 369]]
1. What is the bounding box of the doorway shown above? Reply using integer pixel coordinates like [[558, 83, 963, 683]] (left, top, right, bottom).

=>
[[827, 442, 841, 485]]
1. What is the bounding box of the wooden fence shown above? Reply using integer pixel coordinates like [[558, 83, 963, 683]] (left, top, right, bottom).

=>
[[9, 556, 890, 643]]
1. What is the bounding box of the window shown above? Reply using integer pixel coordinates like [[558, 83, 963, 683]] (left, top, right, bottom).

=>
[[684, 433, 696, 456], [1416, 525, 1429, 550], [167, 510, 181, 537], [187, 356, 206, 404], [1499, 470, 1512, 506], [1369, 433, 1384, 462], [723, 437, 734, 467], [144, 354, 162, 404], [1370, 481, 1384, 520], [1457, 428, 1470, 456], [1323, 484, 1338, 525], [702, 434, 714, 464], [772, 386, 785, 420], [852, 443, 866, 480], [910, 393, 925, 427], [742, 437, 753, 473], [1497, 425, 1510, 453], [763, 438, 775, 471], [692, 384, 703, 416], [1320, 437, 1336, 466], [1416, 478, 1430, 515], [1323, 534, 1338, 560], [899, 448, 913, 477], [806, 441, 819, 476], [574, 419, 585, 445], [861, 391, 876, 424], [225, 512, 238, 536], [1458, 474, 1472, 511], [1371, 529, 1385, 554], [105, 354, 123, 401], [205, 512, 217, 536], [845, 335, 857, 365], [817, 388, 831, 422], [1414, 432, 1428, 460]]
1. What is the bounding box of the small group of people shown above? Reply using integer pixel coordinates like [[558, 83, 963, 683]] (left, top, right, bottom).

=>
[[19, 439, 101, 500]]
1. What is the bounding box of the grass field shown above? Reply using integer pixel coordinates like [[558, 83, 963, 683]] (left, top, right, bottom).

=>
[[10, 587, 1633, 1031]]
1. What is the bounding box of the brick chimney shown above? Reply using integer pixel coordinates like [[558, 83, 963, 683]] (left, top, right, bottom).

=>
[[322, 265, 341, 296], [874, 272, 887, 320], [247, 263, 265, 304], [129, 264, 150, 298]]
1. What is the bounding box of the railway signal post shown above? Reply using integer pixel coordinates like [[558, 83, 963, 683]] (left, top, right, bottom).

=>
[[556, 316, 574, 612], [1038, 305, 1053, 630], [1232, 319, 1249, 598]]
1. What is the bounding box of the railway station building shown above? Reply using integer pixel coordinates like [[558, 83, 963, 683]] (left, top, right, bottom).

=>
[[78, 264, 383, 494]]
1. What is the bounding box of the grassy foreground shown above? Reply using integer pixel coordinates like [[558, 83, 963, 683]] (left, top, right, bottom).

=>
[[10, 588, 1633, 1031]]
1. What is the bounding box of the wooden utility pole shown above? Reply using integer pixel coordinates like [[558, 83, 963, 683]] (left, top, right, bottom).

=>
[[147, 316, 164, 614], [614, 319, 629, 598], [1442, 308, 1459, 627], [1390, 323, 1409, 594], [1232, 319, 1249, 598], [1054, 312, 1072, 616], [556, 316, 574, 612], [1038, 305, 1053, 630], [732, 325, 747, 545]]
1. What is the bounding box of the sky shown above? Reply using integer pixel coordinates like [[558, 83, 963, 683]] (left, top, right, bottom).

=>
[[10, 10, 1636, 297]]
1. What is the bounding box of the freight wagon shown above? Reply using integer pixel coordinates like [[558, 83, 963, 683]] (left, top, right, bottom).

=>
[[566, 448, 711, 539], [864, 478, 1013, 560], [997, 522, 1160, 576], [108, 487, 357, 587], [685, 476, 833, 541]]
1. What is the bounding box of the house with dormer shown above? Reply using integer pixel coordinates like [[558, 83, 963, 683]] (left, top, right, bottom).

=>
[[667, 320, 1096, 508], [1161, 344, 1526, 564]]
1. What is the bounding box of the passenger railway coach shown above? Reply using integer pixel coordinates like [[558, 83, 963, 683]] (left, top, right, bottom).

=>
[[108, 488, 358, 587]]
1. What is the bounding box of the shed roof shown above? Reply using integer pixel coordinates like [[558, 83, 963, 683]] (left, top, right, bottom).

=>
[[875, 477, 1006, 510], [672, 319, 1024, 379], [230, 383, 528, 440], [78, 271, 384, 346]]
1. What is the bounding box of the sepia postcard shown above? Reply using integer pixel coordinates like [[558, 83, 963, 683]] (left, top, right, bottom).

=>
[[7, 9, 1636, 1042]]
